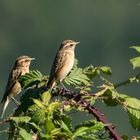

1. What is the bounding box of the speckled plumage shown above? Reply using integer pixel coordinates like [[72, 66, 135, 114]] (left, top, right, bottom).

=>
[[1, 55, 34, 118], [47, 40, 79, 89]]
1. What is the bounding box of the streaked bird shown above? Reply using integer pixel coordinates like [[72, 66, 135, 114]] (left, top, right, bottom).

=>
[[1, 55, 34, 118], [47, 39, 79, 89]]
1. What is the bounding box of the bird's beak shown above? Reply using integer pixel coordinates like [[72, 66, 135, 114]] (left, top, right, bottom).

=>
[[31, 58, 35, 60], [75, 42, 80, 45]]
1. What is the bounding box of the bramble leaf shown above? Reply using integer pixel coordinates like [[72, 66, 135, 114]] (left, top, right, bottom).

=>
[[130, 57, 140, 69], [19, 70, 43, 89], [64, 59, 94, 88], [73, 120, 105, 139], [18, 127, 32, 140], [10, 116, 31, 124], [33, 99, 44, 108], [130, 46, 140, 53], [123, 95, 140, 130], [41, 90, 52, 105], [98, 66, 112, 75]]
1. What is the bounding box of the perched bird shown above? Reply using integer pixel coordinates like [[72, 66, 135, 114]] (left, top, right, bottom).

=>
[[47, 39, 79, 89], [1, 55, 34, 118]]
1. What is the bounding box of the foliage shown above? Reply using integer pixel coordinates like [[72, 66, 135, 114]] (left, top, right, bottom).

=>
[[130, 46, 140, 69], [1, 47, 140, 139]]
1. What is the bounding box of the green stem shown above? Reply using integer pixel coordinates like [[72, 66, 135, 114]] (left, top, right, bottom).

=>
[[114, 72, 140, 88]]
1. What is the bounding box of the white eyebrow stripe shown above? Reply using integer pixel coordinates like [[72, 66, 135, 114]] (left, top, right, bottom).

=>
[[65, 43, 73, 47]]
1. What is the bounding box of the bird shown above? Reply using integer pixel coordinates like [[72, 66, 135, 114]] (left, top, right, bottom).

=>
[[1, 55, 35, 118], [47, 39, 79, 90]]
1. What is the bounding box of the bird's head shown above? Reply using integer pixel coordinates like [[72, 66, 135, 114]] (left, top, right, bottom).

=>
[[15, 55, 35, 68], [60, 40, 80, 51]]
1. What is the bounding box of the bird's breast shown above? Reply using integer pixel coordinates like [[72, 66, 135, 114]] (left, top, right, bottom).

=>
[[57, 51, 74, 81]]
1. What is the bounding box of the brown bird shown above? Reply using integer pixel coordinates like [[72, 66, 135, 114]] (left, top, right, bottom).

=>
[[47, 40, 79, 89], [1, 55, 34, 118]]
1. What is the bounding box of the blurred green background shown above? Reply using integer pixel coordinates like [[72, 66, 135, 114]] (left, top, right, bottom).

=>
[[0, 0, 140, 139]]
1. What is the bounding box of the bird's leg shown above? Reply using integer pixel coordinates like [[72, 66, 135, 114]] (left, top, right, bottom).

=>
[[10, 96, 20, 106], [59, 81, 68, 91]]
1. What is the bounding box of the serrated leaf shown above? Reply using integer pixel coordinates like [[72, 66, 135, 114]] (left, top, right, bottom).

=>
[[59, 120, 72, 135], [64, 67, 90, 86], [99, 66, 112, 75], [103, 89, 120, 106], [62, 115, 72, 131], [130, 57, 140, 69], [124, 96, 140, 130], [46, 117, 55, 133], [75, 119, 105, 132], [64, 58, 90, 87], [31, 106, 46, 124], [73, 126, 89, 137], [115, 93, 140, 130], [41, 90, 52, 105], [130, 46, 140, 53], [18, 127, 32, 140], [33, 99, 44, 108], [83, 65, 96, 80], [73, 120, 105, 139], [29, 122, 42, 132], [10, 116, 31, 124], [19, 70, 43, 89], [46, 102, 61, 115]]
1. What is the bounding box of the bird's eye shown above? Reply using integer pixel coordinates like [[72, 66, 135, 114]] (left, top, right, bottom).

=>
[[70, 43, 73, 46]]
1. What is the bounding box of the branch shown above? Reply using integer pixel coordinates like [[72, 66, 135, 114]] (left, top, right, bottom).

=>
[[114, 72, 140, 88], [55, 88, 121, 140], [0, 117, 10, 125]]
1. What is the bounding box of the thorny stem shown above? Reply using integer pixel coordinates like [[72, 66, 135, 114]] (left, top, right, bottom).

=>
[[0, 88, 122, 140], [56, 88, 122, 140]]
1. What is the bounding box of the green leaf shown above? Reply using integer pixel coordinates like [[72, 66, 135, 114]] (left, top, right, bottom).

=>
[[46, 117, 55, 133], [41, 90, 52, 105], [19, 70, 43, 89], [29, 122, 42, 132], [59, 120, 72, 135], [83, 65, 97, 80], [18, 127, 32, 140], [61, 115, 72, 131], [64, 58, 91, 87], [75, 119, 105, 133], [64, 67, 90, 86], [49, 128, 62, 139], [30, 105, 46, 124], [73, 120, 105, 139], [73, 126, 90, 137], [79, 135, 98, 140], [10, 116, 31, 124], [46, 101, 61, 116], [130, 56, 140, 69], [115, 93, 140, 130], [130, 46, 140, 53], [124, 96, 140, 130], [103, 89, 120, 106], [98, 66, 112, 75], [33, 99, 44, 108]]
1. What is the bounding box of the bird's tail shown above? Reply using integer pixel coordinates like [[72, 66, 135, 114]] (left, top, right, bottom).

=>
[[1, 96, 10, 119]]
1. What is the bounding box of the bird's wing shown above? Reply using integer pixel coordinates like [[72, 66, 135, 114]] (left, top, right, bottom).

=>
[[1, 68, 21, 103], [47, 51, 67, 88], [50, 51, 67, 79]]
